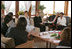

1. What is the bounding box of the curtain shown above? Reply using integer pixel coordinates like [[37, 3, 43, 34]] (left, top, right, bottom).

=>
[[23, 1, 35, 32], [5, 1, 12, 14], [24, 1, 32, 12]]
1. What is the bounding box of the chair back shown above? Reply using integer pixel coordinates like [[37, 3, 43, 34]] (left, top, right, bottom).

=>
[[65, 16, 71, 26]]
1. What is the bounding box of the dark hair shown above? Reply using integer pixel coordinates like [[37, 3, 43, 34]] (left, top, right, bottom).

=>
[[4, 15, 13, 24], [8, 12, 13, 17], [24, 11, 28, 14], [16, 17, 27, 30], [24, 11, 29, 16], [35, 12, 39, 16], [60, 12, 64, 15]]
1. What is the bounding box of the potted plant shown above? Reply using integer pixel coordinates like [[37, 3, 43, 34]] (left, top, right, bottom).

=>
[[18, 11, 24, 18], [38, 5, 46, 18], [18, 11, 24, 15], [38, 5, 46, 11]]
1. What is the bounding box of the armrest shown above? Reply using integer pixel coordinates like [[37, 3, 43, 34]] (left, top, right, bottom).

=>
[[1, 37, 15, 48]]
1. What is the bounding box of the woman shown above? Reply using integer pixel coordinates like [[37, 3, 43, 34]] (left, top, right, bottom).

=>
[[8, 12, 15, 22], [57, 12, 66, 30], [1, 14, 13, 36], [6, 17, 28, 46], [24, 11, 30, 26], [59, 27, 71, 46], [33, 12, 46, 32], [47, 12, 60, 30], [24, 11, 34, 32]]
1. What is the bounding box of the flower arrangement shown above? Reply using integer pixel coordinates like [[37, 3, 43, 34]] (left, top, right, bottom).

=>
[[18, 11, 24, 15], [53, 11, 56, 15]]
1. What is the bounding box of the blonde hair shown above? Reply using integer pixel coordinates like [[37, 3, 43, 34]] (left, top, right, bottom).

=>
[[60, 27, 71, 42]]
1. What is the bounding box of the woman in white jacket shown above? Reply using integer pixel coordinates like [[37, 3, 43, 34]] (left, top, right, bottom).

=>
[[24, 11, 35, 32]]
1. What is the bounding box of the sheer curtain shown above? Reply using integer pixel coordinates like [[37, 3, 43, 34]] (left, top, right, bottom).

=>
[[19, 1, 32, 17], [5, 1, 12, 14], [24, 1, 35, 32], [24, 1, 32, 12]]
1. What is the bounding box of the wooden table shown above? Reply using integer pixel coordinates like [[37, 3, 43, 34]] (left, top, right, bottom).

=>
[[30, 31, 61, 48]]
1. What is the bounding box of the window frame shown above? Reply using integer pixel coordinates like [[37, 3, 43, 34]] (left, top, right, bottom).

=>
[[2, 1, 70, 18]]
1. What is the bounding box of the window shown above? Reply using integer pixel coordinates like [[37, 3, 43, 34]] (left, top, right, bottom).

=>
[[55, 1, 65, 13], [40, 1, 54, 14], [19, 1, 36, 15], [4, 1, 15, 15], [19, 1, 26, 11], [68, 1, 71, 17], [31, 1, 36, 15]]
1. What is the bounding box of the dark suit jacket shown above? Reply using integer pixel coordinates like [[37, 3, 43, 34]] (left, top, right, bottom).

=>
[[48, 15, 60, 25], [6, 27, 28, 46], [1, 20, 15, 36], [1, 22, 8, 36], [33, 16, 42, 27]]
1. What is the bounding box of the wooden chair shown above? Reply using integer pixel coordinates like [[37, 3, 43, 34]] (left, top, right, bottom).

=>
[[15, 40, 34, 48], [1, 37, 15, 48]]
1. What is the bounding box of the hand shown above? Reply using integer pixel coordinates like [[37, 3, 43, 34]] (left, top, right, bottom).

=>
[[40, 23, 43, 24], [27, 30, 33, 39], [27, 33, 31, 39], [58, 23, 61, 25], [51, 21, 54, 23]]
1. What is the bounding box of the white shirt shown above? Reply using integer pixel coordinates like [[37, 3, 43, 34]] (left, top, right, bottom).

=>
[[25, 16, 30, 26], [57, 16, 66, 26], [25, 16, 35, 32]]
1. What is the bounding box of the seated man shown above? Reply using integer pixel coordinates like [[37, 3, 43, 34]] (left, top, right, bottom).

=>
[[33, 12, 46, 32], [1, 14, 15, 36], [45, 12, 60, 30], [57, 12, 67, 30]]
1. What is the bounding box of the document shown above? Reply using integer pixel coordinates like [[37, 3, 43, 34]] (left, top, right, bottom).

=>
[[53, 40, 61, 43], [48, 21, 53, 23], [40, 35, 50, 38]]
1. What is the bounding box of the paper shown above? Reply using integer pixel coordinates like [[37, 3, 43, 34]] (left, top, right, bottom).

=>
[[48, 21, 53, 23], [40, 34, 50, 38], [48, 31, 54, 32], [53, 40, 61, 43], [40, 35, 50, 38]]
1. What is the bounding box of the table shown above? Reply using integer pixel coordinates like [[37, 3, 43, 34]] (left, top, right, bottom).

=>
[[31, 31, 61, 48]]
